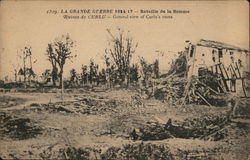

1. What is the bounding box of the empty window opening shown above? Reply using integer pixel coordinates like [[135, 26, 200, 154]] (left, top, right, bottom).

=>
[[219, 49, 223, 58], [212, 49, 217, 62], [231, 56, 234, 63], [190, 46, 194, 57], [238, 59, 242, 67]]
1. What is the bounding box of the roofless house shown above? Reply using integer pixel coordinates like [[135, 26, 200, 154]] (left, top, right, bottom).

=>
[[185, 39, 249, 97]]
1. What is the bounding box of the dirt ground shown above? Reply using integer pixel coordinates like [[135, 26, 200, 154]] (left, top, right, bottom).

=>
[[0, 88, 249, 160]]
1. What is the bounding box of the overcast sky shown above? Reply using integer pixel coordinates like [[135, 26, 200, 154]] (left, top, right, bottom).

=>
[[0, 1, 249, 80]]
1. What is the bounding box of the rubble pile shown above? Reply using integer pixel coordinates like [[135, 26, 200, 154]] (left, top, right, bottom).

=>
[[143, 75, 229, 106], [26, 97, 127, 115], [152, 76, 186, 104], [165, 52, 187, 77], [141, 53, 231, 106], [231, 98, 250, 118], [38, 142, 224, 160], [101, 143, 173, 160], [0, 112, 42, 140], [130, 114, 230, 141], [42, 143, 173, 160]]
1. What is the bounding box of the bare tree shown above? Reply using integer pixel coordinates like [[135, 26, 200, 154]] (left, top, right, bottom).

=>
[[12, 63, 19, 82], [18, 47, 35, 87], [42, 69, 51, 84], [103, 55, 113, 86], [47, 34, 76, 87], [99, 68, 107, 84], [139, 57, 155, 87], [69, 68, 78, 85], [81, 65, 88, 84], [129, 63, 140, 85], [27, 48, 36, 84], [89, 59, 99, 85], [46, 43, 58, 87], [105, 28, 138, 87], [153, 59, 159, 78]]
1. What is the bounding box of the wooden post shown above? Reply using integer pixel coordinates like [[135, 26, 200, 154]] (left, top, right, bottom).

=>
[[228, 67, 234, 91], [211, 66, 214, 73], [241, 78, 247, 97], [229, 64, 238, 78], [182, 46, 196, 106], [235, 62, 247, 97], [221, 64, 229, 79], [218, 64, 229, 91], [196, 92, 212, 107], [228, 67, 233, 78], [215, 65, 218, 74], [196, 79, 220, 95], [235, 62, 241, 78], [61, 73, 64, 105]]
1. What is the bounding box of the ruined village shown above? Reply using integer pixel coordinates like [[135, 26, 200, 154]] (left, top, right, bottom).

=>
[[0, 29, 250, 160]]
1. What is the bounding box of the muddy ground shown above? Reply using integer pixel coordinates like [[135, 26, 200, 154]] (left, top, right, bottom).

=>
[[0, 88, 249, 160]]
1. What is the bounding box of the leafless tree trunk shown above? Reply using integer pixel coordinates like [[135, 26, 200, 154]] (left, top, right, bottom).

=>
[[105, 28, 138, 87], [19, 47, 32, 88], [46, 34, 76, 88], [46, 43, 58, 87]]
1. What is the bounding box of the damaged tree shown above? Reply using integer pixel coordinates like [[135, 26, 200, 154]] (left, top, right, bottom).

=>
[[18, 47, 36, 88], [46, 34, 76, 88], [105, 28, 138, 87], [46, 43, 58, 87]]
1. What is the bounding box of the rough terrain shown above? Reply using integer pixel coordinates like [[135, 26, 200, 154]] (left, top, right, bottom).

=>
[[0, 88, 249, 160]]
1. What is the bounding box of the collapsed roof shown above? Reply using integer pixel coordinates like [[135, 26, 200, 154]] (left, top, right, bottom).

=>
[[196, 39, 249, 52]]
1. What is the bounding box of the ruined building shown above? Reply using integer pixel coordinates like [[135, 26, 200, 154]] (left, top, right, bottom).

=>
[[185, 39, 249, 97]]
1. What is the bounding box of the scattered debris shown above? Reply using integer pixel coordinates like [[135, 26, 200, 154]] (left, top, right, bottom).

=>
[[40, 143, 173, 160], [0, 112, 42, 140], [0, 96, 27, 108], [25, 97, 127, 115], [130, 114, 231, 141]]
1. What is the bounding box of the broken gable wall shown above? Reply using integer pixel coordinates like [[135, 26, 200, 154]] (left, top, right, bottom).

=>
[[187, 45, 215, 77], [187, 44, 249, 96], [188, 45, 249, 78], [221, 49, 249, 78], [222, 49, 249, 96]]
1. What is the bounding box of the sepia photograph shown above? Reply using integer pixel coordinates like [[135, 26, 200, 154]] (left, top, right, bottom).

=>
[[0, 1, 249, 159]]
